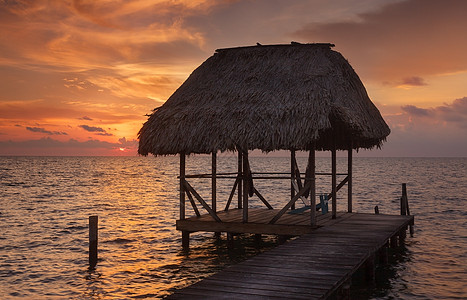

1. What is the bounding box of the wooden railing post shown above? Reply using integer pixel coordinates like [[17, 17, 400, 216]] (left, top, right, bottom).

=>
[[348, 143, 352, 213], [331, 145, 337, 219], [309, 146, 316, 227], [212, 151, 217, 212], [238, 151, 243, 209], [242, 151, 249, 223], [180, 152, 186, 220], [291, 150, 296, 210], [180, 152, 189, 249]]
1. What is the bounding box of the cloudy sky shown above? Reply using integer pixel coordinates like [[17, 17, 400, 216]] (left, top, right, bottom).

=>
[[0, 0, 466, 156]]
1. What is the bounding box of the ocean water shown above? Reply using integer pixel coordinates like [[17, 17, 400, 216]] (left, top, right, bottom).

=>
[[0, 155, 466, 299]]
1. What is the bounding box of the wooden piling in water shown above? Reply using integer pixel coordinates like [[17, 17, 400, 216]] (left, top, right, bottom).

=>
[[182, 231, 190, 249], [89, 215, 98, 269]]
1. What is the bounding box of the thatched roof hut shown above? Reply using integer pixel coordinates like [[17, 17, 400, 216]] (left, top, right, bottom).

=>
[[138, 42, 389, 156]]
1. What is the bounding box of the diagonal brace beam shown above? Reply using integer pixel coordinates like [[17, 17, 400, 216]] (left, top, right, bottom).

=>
[[183, 180, 222, 222], [224, 176, 239, 211], [327, 175, 349, 201], [185, 189, 200, 217], [253, 187, 273, 209], [269, 181, 313, 224]]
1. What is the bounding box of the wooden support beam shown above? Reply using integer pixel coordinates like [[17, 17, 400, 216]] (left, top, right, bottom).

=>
[[291, 150, 296, 210], [183, 181, 222, 222], [269, 181, 312, 224], [186, 189, 200, 217], [243, 151, 249, 222], [378, 245, 389, 265], [348, 144, 353, 213], [331, 146, 337, 219], [238, 151, 243, 209], [327, 176, 349, 201], [224, 177, 239, 211], [182, 231, 190, 250], [180, 152, 186, 220], [253, 187, 273, 209], [364, 254, 376, 284], [390, 235, 398, 248], [212, 151, 217, 212], [309, 147, 316, 227]]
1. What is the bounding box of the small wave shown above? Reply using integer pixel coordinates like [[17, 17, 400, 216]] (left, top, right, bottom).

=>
[[131, 293, 160, 299], [65, 225, 87, 231], [105, 238, 135, 244]]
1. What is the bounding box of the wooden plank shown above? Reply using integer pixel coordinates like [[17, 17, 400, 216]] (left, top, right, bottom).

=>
[[184, 283, 314, 299], [208, 270, 334, 289], [198, 278, 324, 297]]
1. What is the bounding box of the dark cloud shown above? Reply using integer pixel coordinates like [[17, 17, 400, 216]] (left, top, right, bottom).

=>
[[401, 76, 427, 87], [0, 136, 139, 155], [95, 132, 113, 136], [401, 105, 431, 117], [402, 97, 467, 128], [79, 116, 93, 120], [26, 126, 68, 135], [79, 124, 106, 132]]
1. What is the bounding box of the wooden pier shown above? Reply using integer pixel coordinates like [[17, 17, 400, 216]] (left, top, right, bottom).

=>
[[168, 212, 414, 299]]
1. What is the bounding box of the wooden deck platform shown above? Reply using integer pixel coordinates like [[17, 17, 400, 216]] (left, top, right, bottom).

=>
[[177, 208, 352, 236], [168, 212, 414, 299]]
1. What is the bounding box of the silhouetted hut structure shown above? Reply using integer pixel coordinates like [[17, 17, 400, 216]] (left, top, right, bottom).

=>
[[138, 43, 390, 247]]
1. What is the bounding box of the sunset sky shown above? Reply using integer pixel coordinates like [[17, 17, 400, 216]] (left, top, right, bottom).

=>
[[0, 0, 466, 156]]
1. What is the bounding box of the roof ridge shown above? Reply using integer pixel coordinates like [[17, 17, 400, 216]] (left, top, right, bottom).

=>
[[215, 42, 335, 53]]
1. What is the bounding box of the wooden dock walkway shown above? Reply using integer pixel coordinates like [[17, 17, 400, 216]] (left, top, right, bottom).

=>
[[167, 212, 414, 299]]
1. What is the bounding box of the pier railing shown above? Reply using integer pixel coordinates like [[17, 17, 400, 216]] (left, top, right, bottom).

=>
[[179, 169, 350, 225]]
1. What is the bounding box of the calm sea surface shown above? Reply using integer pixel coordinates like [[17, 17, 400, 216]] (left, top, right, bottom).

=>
[[0, 156, 466, 299]]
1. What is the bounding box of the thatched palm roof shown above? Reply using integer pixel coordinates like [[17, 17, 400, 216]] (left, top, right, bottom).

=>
[[138, 43, 390, 156]]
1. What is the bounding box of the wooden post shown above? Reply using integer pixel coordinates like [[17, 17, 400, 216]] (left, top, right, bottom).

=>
[[309, 146, 316, 227], [348, 144, 352, 213], [378, 245, 389, 265], [212, 151, 220, 237], [400, 183, 407, 216], [89, 215, 98, 269], [291, 150, 296, 210], [180, 152, 188, 248], [364, 254, 376, 284], [182, 231, 190, 250], [238, 151, 242, 209], [399, 228, 406, 245], [340, 279, 351, 300], [402, 183, 414, 236], [254, 234, 262, 244], [331, 146, 337, 219], [242, 151, 249, 223], [180, 152, 186, 220], [212, 151, 217, 212], [227, 232, 234, 249], [390, 235, 398, 248]]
